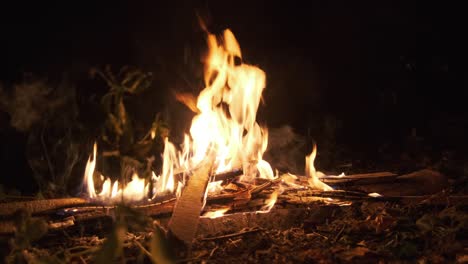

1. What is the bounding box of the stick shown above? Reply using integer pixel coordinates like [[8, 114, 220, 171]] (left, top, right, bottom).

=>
[[168, 158, 213, 245], [295, 172, 398, 185], [200, 227, 262, 241], [174, 168, 243, 183]]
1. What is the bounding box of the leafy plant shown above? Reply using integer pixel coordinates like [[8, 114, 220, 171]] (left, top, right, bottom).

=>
[[90, 65, 153, 151], [90, 65, 169, 183]]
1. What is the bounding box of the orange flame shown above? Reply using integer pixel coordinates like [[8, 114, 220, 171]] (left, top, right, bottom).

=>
[[84, 143, 97, 199], [84, 141, 175, 202], [306, 144, 333, 191], [83, 29, 275, 203], [186, 29, 273, 179], [202, 207, 230, 219], [257, 190, 279, 213]]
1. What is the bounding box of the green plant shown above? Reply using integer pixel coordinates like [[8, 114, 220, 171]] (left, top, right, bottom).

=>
[[91, 65, 153, 151]]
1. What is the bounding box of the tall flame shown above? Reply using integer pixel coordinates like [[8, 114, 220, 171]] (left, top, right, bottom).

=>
[[83, 29, 275, 203], [306, 144, 333, 191], [187, 29, 272, 179], [84, 143, 97, 199]]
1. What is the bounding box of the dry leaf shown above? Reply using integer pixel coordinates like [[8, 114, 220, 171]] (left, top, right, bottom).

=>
[[338, 246, 370, 261]]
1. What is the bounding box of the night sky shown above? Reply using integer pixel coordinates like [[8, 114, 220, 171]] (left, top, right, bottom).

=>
[[0, 1, 455, 193]]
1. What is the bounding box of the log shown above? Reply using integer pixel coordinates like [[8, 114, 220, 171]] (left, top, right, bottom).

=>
[[0, 197, 88, 216], [350, 169, 448, 196], [318, 171, 398, 185], [213, 168, 243, 182], [197, 205, 341, 237], [174, 168, 243, 184]]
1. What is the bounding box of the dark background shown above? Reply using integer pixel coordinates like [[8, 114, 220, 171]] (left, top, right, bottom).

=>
[[0, 1, 457, 194]]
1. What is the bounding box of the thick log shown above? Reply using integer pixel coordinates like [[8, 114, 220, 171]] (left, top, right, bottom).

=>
[[0, 198, 88, 216], [197, 205, 340, 237]]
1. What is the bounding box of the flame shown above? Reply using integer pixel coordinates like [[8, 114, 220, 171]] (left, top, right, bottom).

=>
[[257, 190, 279, 213], [282, 173, 305, 189], [84, 143, 97, 199], [84, 141, 175, 202], [83, 29, 275, 203], [159, 137, 177, 193], [186, 29, 273, 178], [202, 207, 230, 219], [306, 144, 333, 191]]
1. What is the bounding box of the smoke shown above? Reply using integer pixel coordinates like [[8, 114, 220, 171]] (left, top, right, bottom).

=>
[[0, 77, 87, 196], [0, 80, 56, 132], [263, 125, 307, 175]]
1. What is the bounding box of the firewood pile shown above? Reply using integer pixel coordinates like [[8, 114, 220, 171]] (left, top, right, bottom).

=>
[[0, 167, 466, 263]]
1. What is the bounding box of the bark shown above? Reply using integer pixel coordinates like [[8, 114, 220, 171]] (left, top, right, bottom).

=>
[[0, 197, 88, 216]]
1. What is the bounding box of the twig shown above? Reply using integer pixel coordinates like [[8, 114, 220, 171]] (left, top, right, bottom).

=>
[[251, 177, 282, 194], [102, 150, 120, 157], [133, 240, 155, 263], [79, 256, 87, 264], [310, 232, 329, 240], [52, 245, 98, 260], [333, 225, 345, 242], [200, 227, 262, 241], [209, 246, 219, 257]]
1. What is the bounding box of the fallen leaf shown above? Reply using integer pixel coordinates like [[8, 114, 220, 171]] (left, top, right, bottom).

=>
[[338, 246, 370, 261]]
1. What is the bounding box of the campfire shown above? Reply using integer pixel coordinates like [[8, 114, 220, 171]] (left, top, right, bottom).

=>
[[0, 26, 463, 264], [82, 29, 333, 209]]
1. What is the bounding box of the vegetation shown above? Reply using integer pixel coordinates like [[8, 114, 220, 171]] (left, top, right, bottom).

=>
[[0, 65, 169, 199]]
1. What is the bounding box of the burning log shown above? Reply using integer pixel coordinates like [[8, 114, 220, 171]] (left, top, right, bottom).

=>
[[206, 177, 281, 202], [174, 168, 243, 185], [0, 189, 465, 236], [212, 168, 243, 182], [318, 171, 398, 185]]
